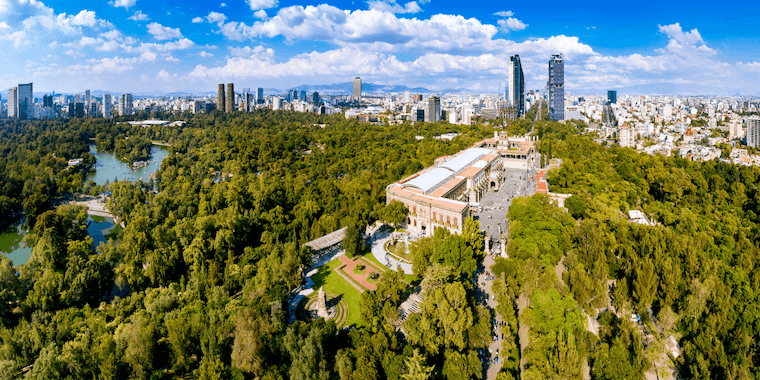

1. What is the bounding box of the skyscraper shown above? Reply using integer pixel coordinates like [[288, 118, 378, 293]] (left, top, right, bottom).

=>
[[548, 54, 564, 121], [103, 94, 112, 118], [257, 87, 264, 104], [426, 96, 441, 122], [353, 77, 362, 102], [607, 90, 617, 105], [244, 92, 252, 112], [17, 83, 33, 119], [747, 117, 760, 148], [85, 89, 91, 106], [7, 87, 17, 118], [226, 83, 234, 113], [118, 94, 133, 116], [507, 55, 525, 118], [217, 84, 226, 112]]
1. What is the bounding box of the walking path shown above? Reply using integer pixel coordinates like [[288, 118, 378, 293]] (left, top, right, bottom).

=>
[[337, 256, 380, 291], [370, 229, 413, 274], [474, 253, 506, 380]]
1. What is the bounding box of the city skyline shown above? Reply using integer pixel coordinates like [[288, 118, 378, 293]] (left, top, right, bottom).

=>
[[2, 0, 760, 95]]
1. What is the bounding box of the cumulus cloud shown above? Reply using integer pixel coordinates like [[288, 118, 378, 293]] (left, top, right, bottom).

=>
[[367, 1, 422, 14], [199, 51, 213, 57], [206, 12, 227, 25], [147, 22, 183, 40], [253, 9, 268, 19], [0, 21, 9, 30], [220, 2, 227, 7], [110, 0, 137, 9], [212, 6, 501, 55], [129, 10, 149, 21], [498, 17, 527, 32], [246, 0, 278, 10], [493, 11, 513, 17], [192, 16, 204, 23]]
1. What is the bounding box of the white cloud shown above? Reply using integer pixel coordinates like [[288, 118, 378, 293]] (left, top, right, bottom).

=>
[[220, 2, 227, 7], [156, 69, 178, 81], [497, 17, 527, 32], [253, 9, 268, 19], [138, 38, 196, 52], [110, 0, 137, 9], [101, 30, 122, 40], [192, 17, 204, 23], [140, 50, 157, 61], [147, 22, 183, 40], [165, 55, 180, 62], [246, 0, 278, 10], [367, 1, 422, 14], [493, 11, 513, 17], [199, 51, 213, 57], [0, 21, 10, 30], [129, 10, 149, 21], [206, 12, 227, 25]]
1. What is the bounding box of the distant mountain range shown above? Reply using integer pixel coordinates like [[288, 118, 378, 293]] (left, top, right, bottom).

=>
[[2, 81, 758, 99]]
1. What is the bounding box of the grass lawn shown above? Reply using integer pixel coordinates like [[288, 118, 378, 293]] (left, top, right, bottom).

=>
[[310, 258, 365, 328]]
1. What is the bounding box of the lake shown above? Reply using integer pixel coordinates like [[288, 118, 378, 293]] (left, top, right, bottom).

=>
[[0, 143, 168, 265]]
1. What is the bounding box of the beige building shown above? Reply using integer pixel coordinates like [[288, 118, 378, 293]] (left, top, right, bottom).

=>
[[386, 132, 535, 236], [618, 124, 635, 148]]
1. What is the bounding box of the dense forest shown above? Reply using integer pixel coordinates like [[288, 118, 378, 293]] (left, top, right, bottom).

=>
[[0, 108, 758, 379]]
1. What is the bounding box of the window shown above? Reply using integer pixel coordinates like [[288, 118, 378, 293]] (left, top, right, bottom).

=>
[[413, 206, 417, 214], [433, 212, 436, 220], [447, 216, 450, 224], [454, 218, 458, 227], [414, 219, 417, 226]]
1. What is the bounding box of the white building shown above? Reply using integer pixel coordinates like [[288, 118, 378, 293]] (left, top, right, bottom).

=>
[[747, 117, 760, 148], [102, 94, 112, 118], [619, 124, 635, 148]]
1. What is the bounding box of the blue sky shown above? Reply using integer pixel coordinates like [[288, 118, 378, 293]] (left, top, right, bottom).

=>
[[2, 0, 760, 94]]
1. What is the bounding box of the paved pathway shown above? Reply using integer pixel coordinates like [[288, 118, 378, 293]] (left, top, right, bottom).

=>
[[338, 256, 379, 291], [370, 229, 414, 274], [473, 253, 505, 380]]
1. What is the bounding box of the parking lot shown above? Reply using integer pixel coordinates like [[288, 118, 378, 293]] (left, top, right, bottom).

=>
[[476, 168, 537, 248]]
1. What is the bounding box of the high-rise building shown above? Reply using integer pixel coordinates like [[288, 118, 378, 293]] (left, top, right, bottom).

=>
[[353, 77, 362, 102], [312, 91, 320, 104], [85, 90, 91, 106], [43, 94, 54, 108], [118, 93, 133, 116], [618, 124, 635, 148], [103, 94, 112, 118], [607, 90, 617, 105], [17, 83, 33, 119], [217, 84, 226, 112], [404, 91, 410, 103], [426, 96, 441, 122], [747, 117, 760, 148], [226, 83, 234, 113], [244, 92, 252, 112], [7, 87, 17, 118], [507, 54, 525, 118], [300, 90, 306, 101], [548, 54, 564, 121], [257, 87, 264, 104]]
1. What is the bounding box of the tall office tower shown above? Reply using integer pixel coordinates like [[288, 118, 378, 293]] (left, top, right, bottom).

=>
[[17, 83, 33, 119], [607, 90, 617, 105], [103, 94, 112, 118], [747, 117, 760, 148], [404, 91, 410, 103], [118, 93, 133, 116], [257, 87, 264, 104], [226, 83, 234, 113], [85, 90, 91, 106], [312, 91, 320, 104], [426, 96, 441, 122], [353, 77, 362, 102], [43, 94, 54, 108], [507, 55, 525, 118], [244, 92, 252, 112], [548, 54, 564, 121], [217, 84, 226, 112], [7, 87, 17, 118]]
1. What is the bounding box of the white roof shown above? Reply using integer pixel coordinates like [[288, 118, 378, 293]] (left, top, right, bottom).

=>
[[404, 167, 454, 194], [440, 147, 492, 174]]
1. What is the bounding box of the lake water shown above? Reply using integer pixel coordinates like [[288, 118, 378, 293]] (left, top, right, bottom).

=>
[[87, 144, 169, 186], [0, 143, 167, 266]]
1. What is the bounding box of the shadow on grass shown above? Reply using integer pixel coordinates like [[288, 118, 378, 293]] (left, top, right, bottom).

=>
[[310, 264, 332, 289]]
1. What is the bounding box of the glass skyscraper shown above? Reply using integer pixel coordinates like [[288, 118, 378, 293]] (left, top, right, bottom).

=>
[[507, 55, 525, 118], [548, 54, 564, 121]]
